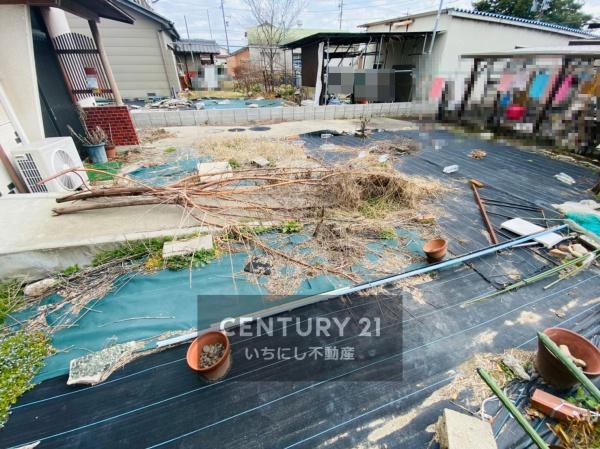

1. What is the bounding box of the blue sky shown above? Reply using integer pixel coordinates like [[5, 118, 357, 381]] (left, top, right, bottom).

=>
[[153, 0, 600, 50]]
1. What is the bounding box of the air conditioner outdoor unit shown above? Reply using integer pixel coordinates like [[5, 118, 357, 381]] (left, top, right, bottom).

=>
[[12, 137, 88, 193]]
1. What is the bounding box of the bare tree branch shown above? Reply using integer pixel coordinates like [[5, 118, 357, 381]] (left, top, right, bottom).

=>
[[242, 0, 308, 92]]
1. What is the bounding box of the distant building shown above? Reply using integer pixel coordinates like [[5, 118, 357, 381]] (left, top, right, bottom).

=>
[[171, 39, 222, 89], [360, 8, 593, 99], [66, 0, 180, 100], [228, 25, 344, 85]]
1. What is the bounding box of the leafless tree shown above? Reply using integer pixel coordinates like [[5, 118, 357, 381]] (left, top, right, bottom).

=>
[[243, 0, 308, 93]]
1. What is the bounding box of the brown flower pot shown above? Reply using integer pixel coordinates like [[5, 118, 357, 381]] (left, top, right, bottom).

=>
[[186, 331, 231, 381], [105, 145, 117, 160], [535, 327, 600, 391], [423, 238, 448, 262]]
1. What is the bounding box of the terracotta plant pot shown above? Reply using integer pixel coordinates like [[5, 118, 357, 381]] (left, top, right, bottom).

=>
[[186, 331, 231, 381], [105, 145, 117, 160], [535, 327, 600, 391], [423, 238, 448, 262]]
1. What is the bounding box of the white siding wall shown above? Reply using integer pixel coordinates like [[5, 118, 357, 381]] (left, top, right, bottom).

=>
[[441, 17, 575, 79], [0, 5, 44, 141], [365, 13, 579, 99], [66, 10, 179, 99]]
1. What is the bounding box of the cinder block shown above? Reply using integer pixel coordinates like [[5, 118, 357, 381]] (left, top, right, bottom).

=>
[[271, 107, 283, 122], [303, 107, 315, 120], [164, 111, 182, 127], [282, 107, 294, 120], [149, 111, 167, 127], [436, 409, 497, 449], [162, 235, 214, 259], [194, 110, 208, 125], [258, 108, 272, 121], [179, 111, 195, 126], [324, 106, 335, 120], [221, 111, 235, 125], [314, 106, 325, 120]]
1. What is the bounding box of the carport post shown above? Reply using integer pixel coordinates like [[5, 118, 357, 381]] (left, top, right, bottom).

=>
[[88, 19, 123, 106]]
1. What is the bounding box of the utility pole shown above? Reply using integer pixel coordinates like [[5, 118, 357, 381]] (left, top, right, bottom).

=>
[[338, 0, 344, 30], [184, 15, 195, 69], [428, 0, 443, 54], [220, 0, 230, 54], [206, 9, 214, 40]]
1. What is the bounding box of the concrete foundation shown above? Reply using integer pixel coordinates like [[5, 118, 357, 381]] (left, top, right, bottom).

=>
[[0, 193, 210, 280]]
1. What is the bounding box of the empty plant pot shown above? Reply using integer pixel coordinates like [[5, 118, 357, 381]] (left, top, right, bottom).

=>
[[535, 327, 600, 391], [186, 331, 231, 381], [423, 238, 448, 262], [105, 145, 117, 160]]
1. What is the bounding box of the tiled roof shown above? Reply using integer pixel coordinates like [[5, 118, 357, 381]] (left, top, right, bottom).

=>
[[172, 39, 220, 54], [451, 8, 593, 37]]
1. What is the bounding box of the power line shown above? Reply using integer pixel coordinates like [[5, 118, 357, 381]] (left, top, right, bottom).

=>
[[220, 0, 230, 53]]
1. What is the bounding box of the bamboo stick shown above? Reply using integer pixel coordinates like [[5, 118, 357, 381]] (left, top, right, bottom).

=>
[[477, 368, 550, 449]]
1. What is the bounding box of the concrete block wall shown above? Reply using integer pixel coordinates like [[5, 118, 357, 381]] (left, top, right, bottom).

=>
[[83, 106, 139, 145], [130, 102, 437, 129]]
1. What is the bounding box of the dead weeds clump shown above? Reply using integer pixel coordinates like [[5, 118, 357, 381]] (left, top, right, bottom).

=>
[[139, 128, 175, 144], [325, 166, 446, 215]]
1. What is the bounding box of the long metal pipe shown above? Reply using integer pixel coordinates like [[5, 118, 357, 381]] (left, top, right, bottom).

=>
[[156, 225, 568, 348]]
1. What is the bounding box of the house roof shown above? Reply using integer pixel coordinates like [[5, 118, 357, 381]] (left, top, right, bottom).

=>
[[171, 39, 220, 54], [281, 31, 433, 49], [112, 0, 179, 39], [10, 0, 134, 23], [359, 8, 594, 38]]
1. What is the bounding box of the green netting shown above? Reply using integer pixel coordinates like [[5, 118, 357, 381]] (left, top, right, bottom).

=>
[[9, 227, 425, 382], [85, 161, 123, 182]]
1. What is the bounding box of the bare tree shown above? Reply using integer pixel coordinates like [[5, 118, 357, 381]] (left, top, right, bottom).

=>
[[243, 0, 308, 93]]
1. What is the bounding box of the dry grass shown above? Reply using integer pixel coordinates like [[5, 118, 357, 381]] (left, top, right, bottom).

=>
[[195, 136, 307, 165], [549, 418, 600, 449], [446, 349, 535, 407], [138, 128, 176, 144]]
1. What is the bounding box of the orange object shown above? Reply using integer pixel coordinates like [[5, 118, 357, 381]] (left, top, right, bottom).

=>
[[531, 389, 590, 422], [423, 238, 448, 262], [187, 331, 231, 381]]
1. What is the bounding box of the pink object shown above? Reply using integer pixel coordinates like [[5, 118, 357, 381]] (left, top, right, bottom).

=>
[[429, 77, 446, 100], [498, 73, 513, 92], [505, 104, 526, 120], [554, 75, 573, 103]]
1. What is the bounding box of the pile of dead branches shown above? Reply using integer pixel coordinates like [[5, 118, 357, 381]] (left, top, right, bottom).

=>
[[42, 163, 445, 287], [49, 164, 443, 224]]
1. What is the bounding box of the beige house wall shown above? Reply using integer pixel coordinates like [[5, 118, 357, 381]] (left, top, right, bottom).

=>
[[66, 9, 179, 99], [0, 5, 44, 142]]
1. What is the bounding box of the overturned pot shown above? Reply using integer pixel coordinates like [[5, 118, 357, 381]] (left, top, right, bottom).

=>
[[536, 327, 600, 391], [423, 238, 448, 263], [186, 331, 231, 381]]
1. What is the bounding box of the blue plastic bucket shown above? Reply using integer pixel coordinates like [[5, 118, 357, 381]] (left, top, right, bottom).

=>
[[84, 143, 107, 164]]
